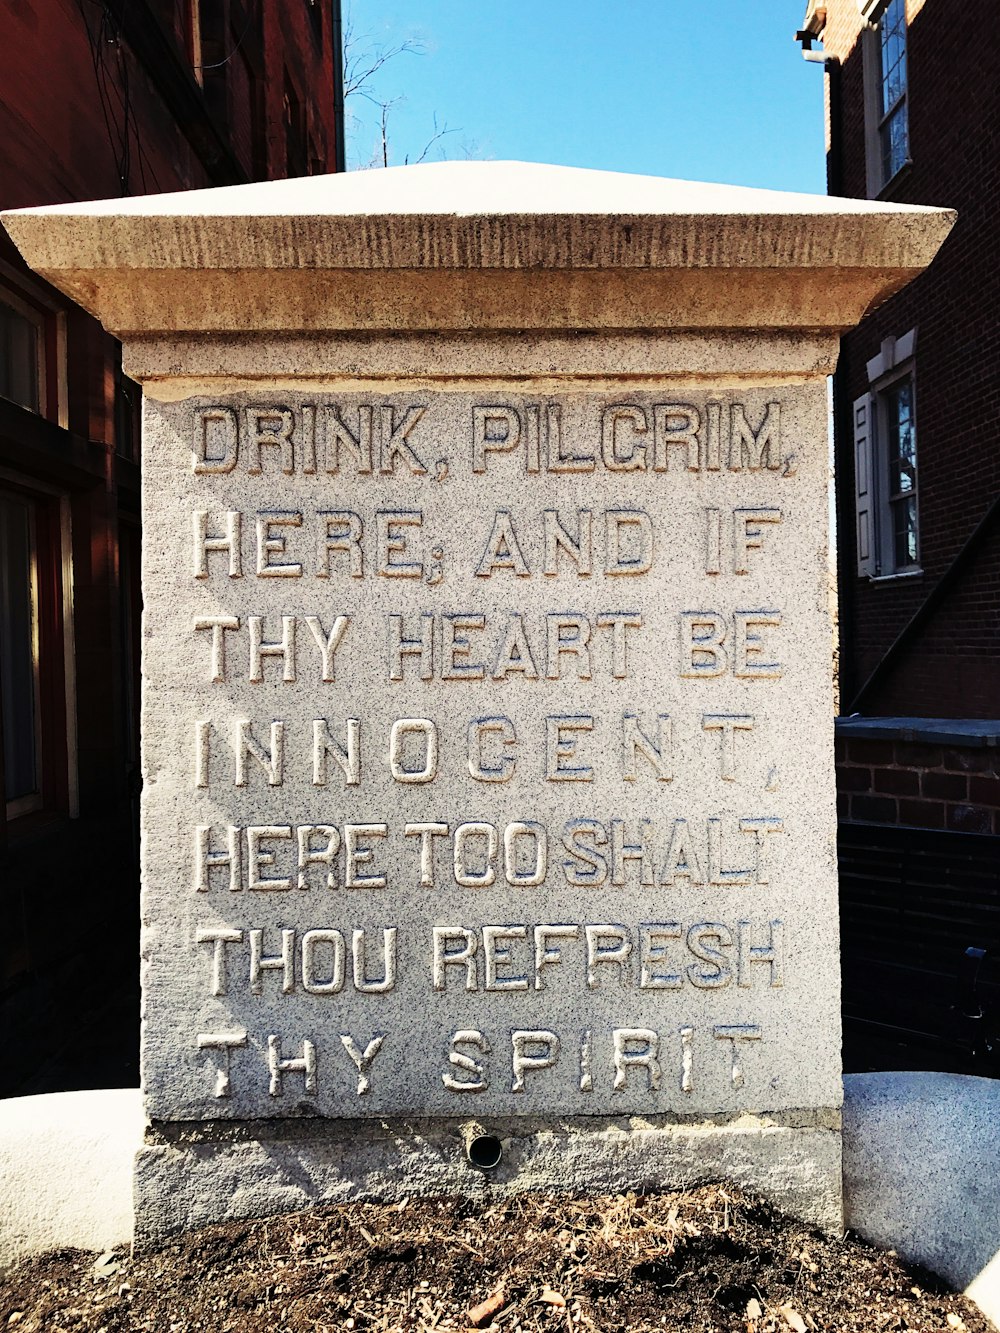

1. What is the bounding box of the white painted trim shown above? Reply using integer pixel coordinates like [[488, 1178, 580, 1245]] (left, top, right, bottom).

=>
[[866, 566, 922, 583], [866, 326, 917, 384], [853, 392, 876, 577]]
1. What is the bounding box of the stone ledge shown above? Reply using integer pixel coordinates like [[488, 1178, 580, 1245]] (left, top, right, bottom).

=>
[[837, 717, 1000, 747], [1, 162, 954, 337], [134, 1119, 842, 1246]]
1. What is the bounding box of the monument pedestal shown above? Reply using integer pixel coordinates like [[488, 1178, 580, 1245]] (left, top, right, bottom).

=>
[[3, 162, 952, 1242], [136, 1109, 843, 1243]]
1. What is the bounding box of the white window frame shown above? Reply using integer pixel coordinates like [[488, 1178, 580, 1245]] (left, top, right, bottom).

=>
[[859, 0, 911, 198], [854, 328, 921, 580]]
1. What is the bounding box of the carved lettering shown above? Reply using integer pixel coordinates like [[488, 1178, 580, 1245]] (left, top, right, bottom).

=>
[[196, 1030, 246, 1097], [193, 408, 239, 474]]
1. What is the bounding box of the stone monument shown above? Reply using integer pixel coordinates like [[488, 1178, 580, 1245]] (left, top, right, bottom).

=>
[[2, 162, 952, 1242]]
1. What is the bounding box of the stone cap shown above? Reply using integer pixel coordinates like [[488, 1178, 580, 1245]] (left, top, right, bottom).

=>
[[1, 160, 955, 336], [837, 717, 1000, 748]]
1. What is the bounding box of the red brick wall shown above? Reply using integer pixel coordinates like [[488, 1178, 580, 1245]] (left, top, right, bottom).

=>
[[823, 0, 1000, 717], [2, 1, 339, 211], [837, 737, 1000, 834]]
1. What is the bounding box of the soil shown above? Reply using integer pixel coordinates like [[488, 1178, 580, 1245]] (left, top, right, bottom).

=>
[[2, 1185, 994, 1333]]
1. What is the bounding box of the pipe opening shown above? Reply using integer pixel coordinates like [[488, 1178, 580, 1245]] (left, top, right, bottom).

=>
[[467, 1134, 503, 1170]]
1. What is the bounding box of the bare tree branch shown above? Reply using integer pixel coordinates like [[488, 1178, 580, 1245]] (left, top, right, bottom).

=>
[[407, 113, 460, 166], [342, 7, 460, 170], [342, 7, 423, 100]]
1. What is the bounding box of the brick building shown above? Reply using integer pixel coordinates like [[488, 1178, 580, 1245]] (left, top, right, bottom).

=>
[[1, 0, 343, 1095], [798, 0, 1000, 1069]]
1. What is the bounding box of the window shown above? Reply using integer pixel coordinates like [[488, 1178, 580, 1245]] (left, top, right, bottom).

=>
[[0, 492, 43, 817], [878, 0, 909, 182], [283, 72, 308, 178], [854, 330, 920, 578], [863, 0, 910, 195], [0, 269, 67, 424], [306, 0, 322, 44], [0, 294, 44, 414], [884, 378, 917, 569], [0, 484, 72, 827]]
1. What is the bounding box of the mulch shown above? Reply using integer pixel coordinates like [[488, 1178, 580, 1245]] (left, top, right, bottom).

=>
[[2, 1185, 994, 1333]]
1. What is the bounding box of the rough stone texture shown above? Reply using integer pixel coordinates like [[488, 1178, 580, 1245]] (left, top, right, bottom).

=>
[[135, 1114, 842, 1245], [843, 1071, 1000, 1327], [0, 1089, 143, 1270], [140, 383, 839, 1123], [1, 161, 954, 336], [2, 161, 954, 1242]]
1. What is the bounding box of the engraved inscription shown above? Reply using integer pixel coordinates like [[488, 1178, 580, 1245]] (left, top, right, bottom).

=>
[[156, 388, 831, 1118]]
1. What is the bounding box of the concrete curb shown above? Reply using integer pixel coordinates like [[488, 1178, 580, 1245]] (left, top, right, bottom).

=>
[[3, 1074, 1000, 1329], [843, 1071, 1000, 1326], [0, 1088, 143, 1270]]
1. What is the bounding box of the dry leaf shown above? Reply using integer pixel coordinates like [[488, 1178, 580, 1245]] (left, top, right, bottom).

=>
[[947, 1316, 967, 1331], [467, 1285, 506, 1327], [92, 1252, 121, 1280], [539, 1286, 567, 1308], [746, 1298, 763, 1319], [779, 1305, 807, 1333]]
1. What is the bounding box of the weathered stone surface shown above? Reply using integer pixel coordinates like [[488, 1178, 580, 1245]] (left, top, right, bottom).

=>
[[135, 1112, 843, 1243], [844, 1072, 1000, 1326], [2, 161, 954, 1240], [141, 383, 837, 1123], [2, 161, 954, 335]]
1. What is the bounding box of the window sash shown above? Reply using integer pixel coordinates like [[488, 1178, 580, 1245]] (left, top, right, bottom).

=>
[[855, 367, 920, 578], [890, 494, 919, 570], [878, 1, 907, 115], [876, 0, 909, 181], [879, 374, 919, 573], [0, 294, 44, 415]]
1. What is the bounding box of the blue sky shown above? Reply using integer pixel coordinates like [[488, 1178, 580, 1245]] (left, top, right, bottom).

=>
[[343, 2, 827, 194]]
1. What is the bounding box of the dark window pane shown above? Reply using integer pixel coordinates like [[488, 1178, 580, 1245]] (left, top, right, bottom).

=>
[[0, 494, 40, 802], [891, 457, 916, 493], [885, 59, 904, 110], [892, 496, 918, 568], [884, 377, 918, 568], [881, 105, 909, 181], [878, 0, 909, 180], [0, 301, 40, 413]]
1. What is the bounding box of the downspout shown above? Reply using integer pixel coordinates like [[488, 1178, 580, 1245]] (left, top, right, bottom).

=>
[[332, 0, 346, 172], [823, 56, 861, 710]]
